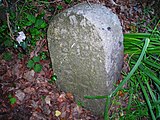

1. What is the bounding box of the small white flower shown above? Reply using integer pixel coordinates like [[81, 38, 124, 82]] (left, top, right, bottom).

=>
[[16, 31, 26, 44]]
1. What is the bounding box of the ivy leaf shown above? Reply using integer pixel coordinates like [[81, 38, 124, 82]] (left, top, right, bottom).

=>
[[30, 28, 41, 36], [25, 21, 33, 26], [41, 52, 47, 60], [9, 97, 16, 104], [34, 64, 42, 73], [8, 95, 17, 105], [26, 13, 36, 24], [3, 52, 12, 61], [27, 59, 34, 69], [35, 19, 47, 29], [33, 56, 40, 62], [40, 21, 47, 29], [57, 5, 63, 10], [18, 53, 24, 59], [4, 39, 13, 47]]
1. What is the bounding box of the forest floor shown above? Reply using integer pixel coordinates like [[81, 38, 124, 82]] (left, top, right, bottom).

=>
[[0, 0, 154, 119]]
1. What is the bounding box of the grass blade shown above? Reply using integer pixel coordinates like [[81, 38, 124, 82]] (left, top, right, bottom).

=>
[[137, 77, 156, 120], [127, 88, 134, 110], [143, 58, 160, 70], [145, 79, 160, 118], [139, 64, 160, 85], [84, 95, 107, 99], [104, 96, 110, 120], [110, 38, 150, 97], [124, 33, 151, 38]]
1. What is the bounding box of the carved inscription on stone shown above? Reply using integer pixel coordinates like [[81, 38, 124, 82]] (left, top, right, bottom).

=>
[[47, 3, 123, 115]]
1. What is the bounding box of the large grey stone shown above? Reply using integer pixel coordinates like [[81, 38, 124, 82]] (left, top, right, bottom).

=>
[[47, 3, 123, 115]]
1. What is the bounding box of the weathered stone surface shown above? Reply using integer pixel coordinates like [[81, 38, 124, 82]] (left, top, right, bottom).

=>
[[47, 3, 123, 115]]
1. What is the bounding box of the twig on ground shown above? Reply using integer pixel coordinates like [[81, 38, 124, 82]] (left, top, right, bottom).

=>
[[110, 0, 121, 6], [6, 13, 15, 40]]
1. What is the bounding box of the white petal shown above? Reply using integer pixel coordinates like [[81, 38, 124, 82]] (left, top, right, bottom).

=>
[[16, 31, 26, 44]]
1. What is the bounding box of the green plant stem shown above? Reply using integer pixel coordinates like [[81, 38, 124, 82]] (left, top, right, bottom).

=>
[[110, 38, 150, 97], [104, 96, 110, 120]]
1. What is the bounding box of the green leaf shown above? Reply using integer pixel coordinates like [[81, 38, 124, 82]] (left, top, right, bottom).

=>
[[139, 64, 160, 85], [30, 39, 36, 46], [8, 94, 12, 98], [35, 19, 47, 29], [124, 33, 151, 39], [77, 101, 84, 107], [34, 64, 42, 72], [27, 59, 34, 69], [20, 41, 28, 50], [111, 38, 150, 97], [30, 28, 41, 36], [9, 97, 16, 104], [36, 12, 45, 19], [0, 24, 7, 32], [4, 39, 13, 47], [64, 0, 72, 4], [57, 5, 63, 10], [40, 21, 47, 29], [33, 56, 40, 62], [26, 14, 36, 24], [18, 53, 24, 59], [41, 52, 47, 60], [25, 21, 33, 26], [51, 74, 57, 81], [48, 80, 54, 84], [137, 77, 156, 120], [3, 52, 12, 61]]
